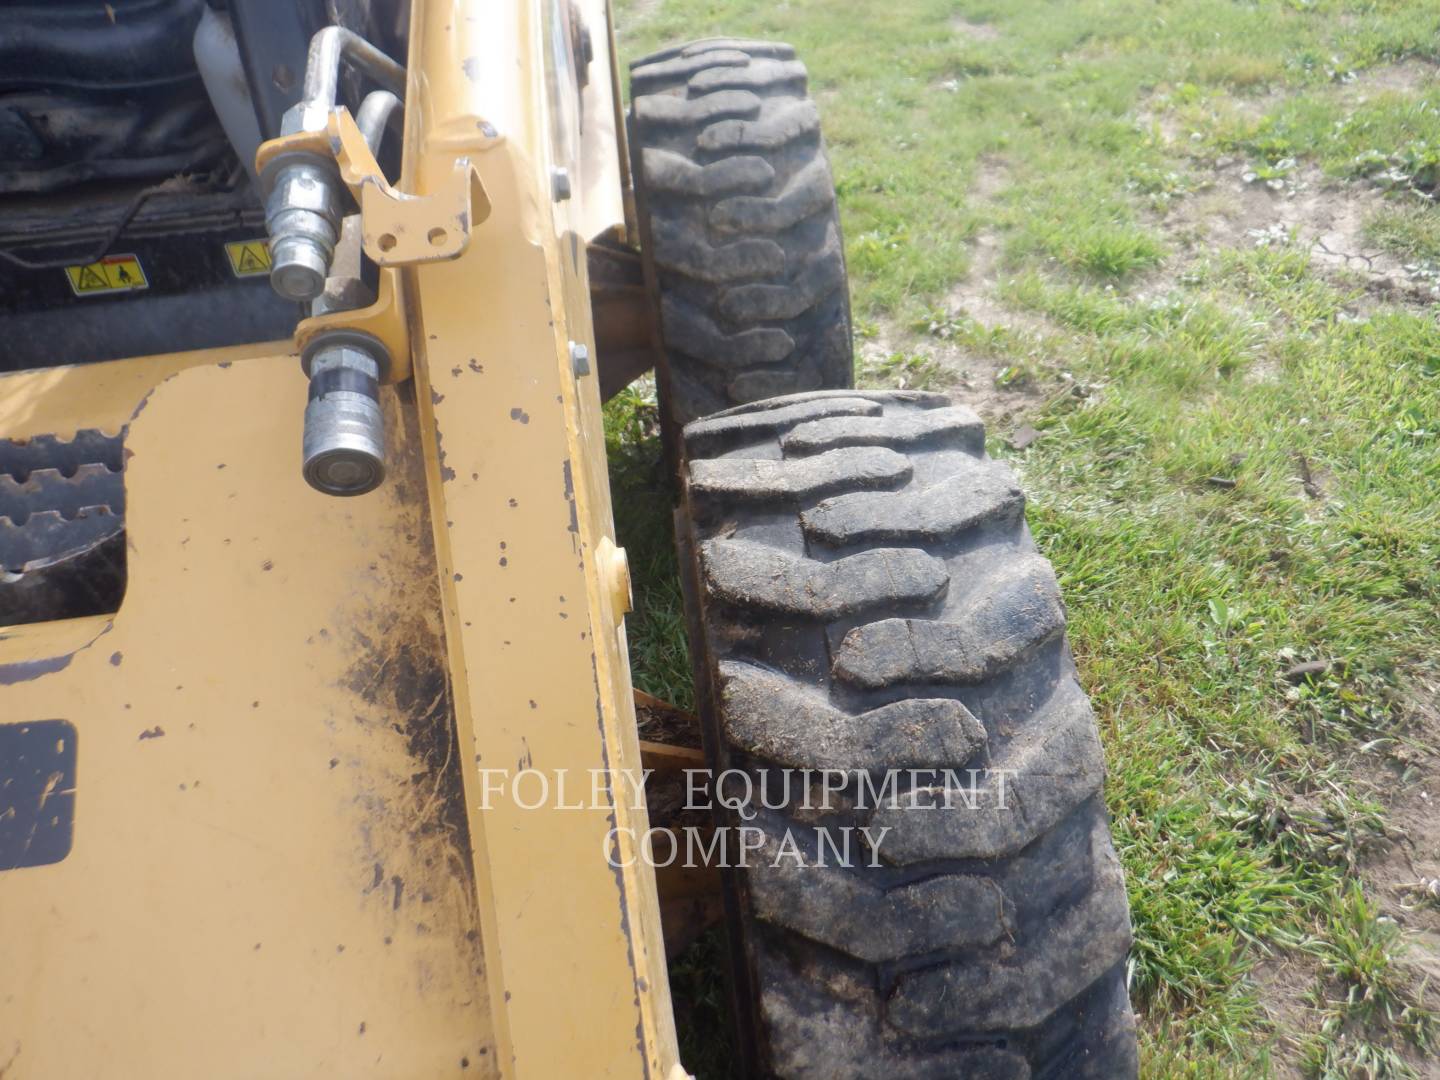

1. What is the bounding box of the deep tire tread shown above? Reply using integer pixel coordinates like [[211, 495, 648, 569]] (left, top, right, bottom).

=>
[[680, 391, 1138, 1079], [630, 39, 853, 430]]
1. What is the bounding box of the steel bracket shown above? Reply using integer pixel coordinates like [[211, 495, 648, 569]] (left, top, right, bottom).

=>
[[325, 107, 491, 266], [256, 107, 491, 269], [256, 107, 492, 385]]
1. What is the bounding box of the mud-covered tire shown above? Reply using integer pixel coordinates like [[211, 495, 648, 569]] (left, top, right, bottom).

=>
[[628, 39, 854, 433], [677, 390, 1138, 1079]]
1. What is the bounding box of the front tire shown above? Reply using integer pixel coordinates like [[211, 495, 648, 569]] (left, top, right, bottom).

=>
[[676, 390, 1139, 1079]]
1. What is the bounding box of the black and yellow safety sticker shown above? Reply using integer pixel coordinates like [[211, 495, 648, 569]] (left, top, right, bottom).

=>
[[225, 239, 272, 278], [65, 254, 148, 297]]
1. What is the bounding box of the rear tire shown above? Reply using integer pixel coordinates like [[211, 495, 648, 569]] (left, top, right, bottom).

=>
[[628, 39, 854, 434], [676, 390, 1139, 1079]]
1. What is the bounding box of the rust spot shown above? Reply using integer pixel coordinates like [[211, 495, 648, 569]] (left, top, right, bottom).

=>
[[509, 407, 529, 424], [451, 366, 462, 377], [468, 358, 482, 373], [435, 425, 456, 482], [138, 726, 165, 740], [109, 651, 123, 667], [261, 559, 274, 572]]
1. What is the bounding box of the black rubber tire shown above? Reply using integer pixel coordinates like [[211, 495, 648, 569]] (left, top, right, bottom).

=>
[[676, 390, 1139, 1079], [628, 38, 854, 434]]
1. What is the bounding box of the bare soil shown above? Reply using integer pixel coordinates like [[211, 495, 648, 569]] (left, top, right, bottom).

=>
[[950, 16, 1000, 42], [1250, 955, 1320, 1079], [1359, 684, 1440, 1078], [1165, 162, 1438, 307], [1341, 60, 1440, 101]]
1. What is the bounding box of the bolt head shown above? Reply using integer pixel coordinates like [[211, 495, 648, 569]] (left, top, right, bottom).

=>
[[280, 102, 333, 136], [569, 341, 591, 376], [551, 167, 572, 202]]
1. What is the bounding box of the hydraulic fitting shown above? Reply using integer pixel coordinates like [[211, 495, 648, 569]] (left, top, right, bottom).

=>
[[261, 27, 405, 303], [264, 155, 343, 302], [301, 332, 388, 496]]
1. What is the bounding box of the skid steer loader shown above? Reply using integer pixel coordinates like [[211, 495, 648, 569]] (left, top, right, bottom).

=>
[[0, 2, 1138, 1077]]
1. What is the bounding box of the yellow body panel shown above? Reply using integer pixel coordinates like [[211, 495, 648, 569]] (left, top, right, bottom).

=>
[[1, 359, 496, 1077], [0, 1, 683, 1077]]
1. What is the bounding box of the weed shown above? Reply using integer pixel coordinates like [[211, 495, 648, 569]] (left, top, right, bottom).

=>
[[861, 349, 947, 391], [1364, 201, 1440, 262]]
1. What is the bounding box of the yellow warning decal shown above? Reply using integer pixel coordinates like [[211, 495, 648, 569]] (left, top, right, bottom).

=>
[[224, 239, 272, 277], [65, 254, 148, 296]]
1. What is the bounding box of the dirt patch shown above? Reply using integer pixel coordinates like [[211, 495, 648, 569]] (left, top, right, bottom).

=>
[[1360, 682, 1440, 982], [857, 318, 1052, 430], [1164, 163, 1439, 305], [1341, 59, 1440, 102], [856, 156, 1068, 428], [1230, 685, 1440, 1077], [969, 154, 1010, 202], [1354, 683, 1440, 1076], [1249, 955, 1319, 1079], [944, 158, 1046, 337], [1140, 88, 1286, 149], [951, 15, 1000, 42]]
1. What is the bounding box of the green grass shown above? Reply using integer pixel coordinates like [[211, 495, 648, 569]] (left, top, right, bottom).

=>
[[609, 1, 1440, 1075], [1366, 201, 1440, 262]]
